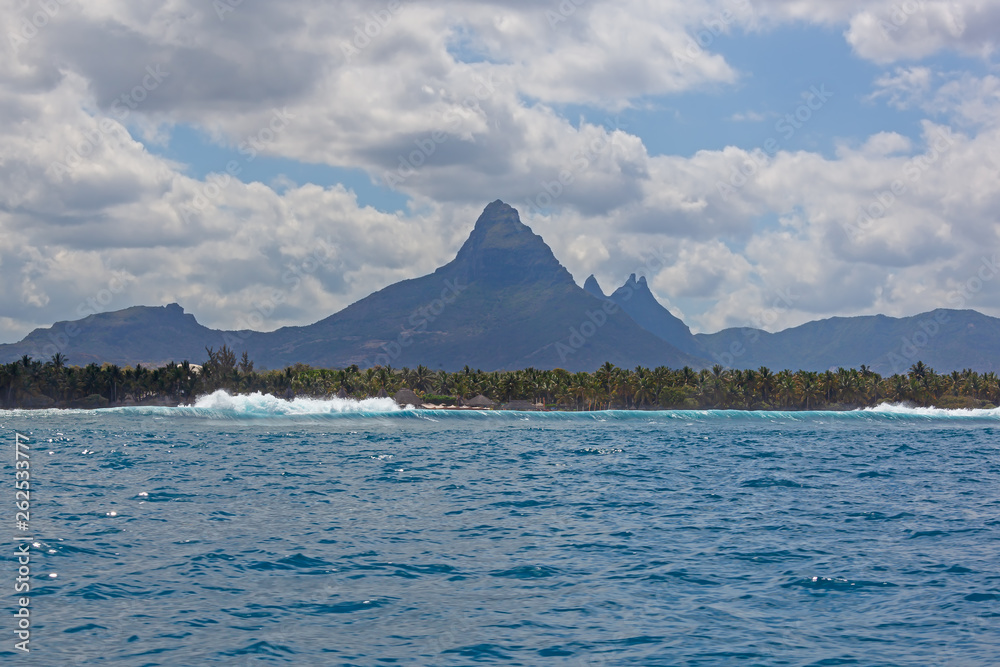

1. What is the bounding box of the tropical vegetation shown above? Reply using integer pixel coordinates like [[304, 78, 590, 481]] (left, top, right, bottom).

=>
[[2, 346, 998, 411]]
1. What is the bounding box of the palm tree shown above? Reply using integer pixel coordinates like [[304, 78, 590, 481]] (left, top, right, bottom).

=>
[[107, 364, 122, 404], [433, 370, 451, 396], [978, 372, 998, 404], [800, 372, 823, 409], [963, 372, 982, 400], [819, 370, 838, 403], [838, 369, 862, 405], [776, 372, 798, 408], [1, 363, 20, 407], [634, 377, 656, 407], [499, 374, 520, 402], [407, 365, 431, 392]]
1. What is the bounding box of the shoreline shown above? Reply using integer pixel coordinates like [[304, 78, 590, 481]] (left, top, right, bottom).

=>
[[4, 361, 997, 413], [3, 397, 996, 413]]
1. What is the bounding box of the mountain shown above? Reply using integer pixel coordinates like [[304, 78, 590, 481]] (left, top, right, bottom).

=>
[[0, 201, 703, 372], [3, 200, 999, 374], [0, 304, 241, 368], [583, 275, 606, 299], [585, 273, 706, 358], [695, 309, 1000, 374], [239, 200, 703, 371]]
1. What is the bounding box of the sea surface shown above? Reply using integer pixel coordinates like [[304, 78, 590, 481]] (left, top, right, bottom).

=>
[[2, 393, 999, 666]]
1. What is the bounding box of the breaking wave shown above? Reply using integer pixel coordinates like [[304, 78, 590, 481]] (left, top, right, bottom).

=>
[[190, 390, 405, 415], [860, 402, 1000, 418], [92, 390, 407, 419]]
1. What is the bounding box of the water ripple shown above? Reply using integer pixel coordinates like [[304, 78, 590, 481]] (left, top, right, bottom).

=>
[[2, 410, 997, 664]]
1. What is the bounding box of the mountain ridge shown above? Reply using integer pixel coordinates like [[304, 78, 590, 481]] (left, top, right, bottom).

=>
[[696, 308, 1000, 374], [0, 303, 242, 368], [587, 273, 706, 358], [2, 200, 999, 374]]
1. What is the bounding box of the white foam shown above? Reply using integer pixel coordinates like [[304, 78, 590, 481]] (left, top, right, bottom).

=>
[[863, 402, 1000, 418], [189, 390, 403, 415]]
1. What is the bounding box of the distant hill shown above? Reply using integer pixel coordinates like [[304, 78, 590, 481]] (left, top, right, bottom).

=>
[[696, 309, 1000, 374], [0, 304, 241, 368], [585, 273, 706, 358]]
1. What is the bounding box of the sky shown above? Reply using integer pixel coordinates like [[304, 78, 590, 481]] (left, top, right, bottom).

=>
[[1, 0, 999, 344]]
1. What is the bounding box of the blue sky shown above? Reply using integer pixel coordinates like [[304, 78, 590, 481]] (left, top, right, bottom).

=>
[[155, 124, 411, 212], [151, 24, 929, 203], [1, 0, 998, 343]]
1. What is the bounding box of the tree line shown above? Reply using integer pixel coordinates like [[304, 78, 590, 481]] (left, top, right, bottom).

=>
[[1, 347, 997, 410]]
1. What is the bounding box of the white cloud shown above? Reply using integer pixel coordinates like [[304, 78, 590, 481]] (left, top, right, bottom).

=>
[[845, 1, 1000, 64], [870, 66, 935, 109], [928, 73, 1000, 127], [1, 0, 999, 348], [871, 67, 1000, 129]]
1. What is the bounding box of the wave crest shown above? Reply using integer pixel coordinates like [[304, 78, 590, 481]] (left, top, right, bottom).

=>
[[186, 390, 404, 416], [862, 402, 1000, 418]]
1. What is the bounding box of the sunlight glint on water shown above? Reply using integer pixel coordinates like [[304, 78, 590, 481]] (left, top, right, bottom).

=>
[[1, 402, 997, 665]]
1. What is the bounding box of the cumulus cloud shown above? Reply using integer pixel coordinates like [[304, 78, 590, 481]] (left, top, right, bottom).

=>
[[845, 1, 1000, 63], [1, 0, 999, 347]]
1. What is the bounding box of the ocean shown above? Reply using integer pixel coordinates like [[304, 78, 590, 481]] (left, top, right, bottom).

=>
[[3, 392, 999, 665]]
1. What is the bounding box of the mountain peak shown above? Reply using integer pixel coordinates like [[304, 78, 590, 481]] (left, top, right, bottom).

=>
[[622, 273, 648, 288], [611, 275, 664, 309], [583, 274, 606, 299], [468, 199, 531, 239], [445, 201, 573, 287], [476, 199, 520, 226], [608, 273, 705, 358]]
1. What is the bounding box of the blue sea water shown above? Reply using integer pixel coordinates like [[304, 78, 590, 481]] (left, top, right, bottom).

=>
[[2, 393, 999, 666]]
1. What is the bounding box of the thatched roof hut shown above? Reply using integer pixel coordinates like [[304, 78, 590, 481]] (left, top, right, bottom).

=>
[[464, 394, 496, 409], [394, 388, 423, 408], [336, 387, 348, 399]]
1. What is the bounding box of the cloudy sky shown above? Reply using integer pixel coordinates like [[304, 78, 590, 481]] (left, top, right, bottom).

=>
[[2, 0, 998, 343]]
